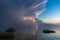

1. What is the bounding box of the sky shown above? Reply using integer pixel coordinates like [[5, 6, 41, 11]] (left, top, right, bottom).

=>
[[39, 0, 60, 24], [1, 0, 60, 32]]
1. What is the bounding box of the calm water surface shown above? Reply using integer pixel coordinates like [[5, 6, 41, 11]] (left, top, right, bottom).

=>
[[38, 33, 60, 40]]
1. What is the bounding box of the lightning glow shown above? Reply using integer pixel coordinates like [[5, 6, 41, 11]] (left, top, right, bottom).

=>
[[23, 17, 36, 22], [22, 0, 47, 36]]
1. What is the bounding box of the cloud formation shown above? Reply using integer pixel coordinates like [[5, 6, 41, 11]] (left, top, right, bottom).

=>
[[0, 0, 47, 40]]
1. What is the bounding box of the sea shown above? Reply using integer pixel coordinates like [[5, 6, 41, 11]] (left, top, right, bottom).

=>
[[38, 33, 60, 40]]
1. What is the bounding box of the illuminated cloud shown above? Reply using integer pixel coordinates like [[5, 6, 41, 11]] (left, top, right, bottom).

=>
[[32, 0, 47, 9], [35, 8, 46, 18]]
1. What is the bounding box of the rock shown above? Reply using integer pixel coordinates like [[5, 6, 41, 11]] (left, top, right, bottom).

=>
[[43, 30, 56, 34]]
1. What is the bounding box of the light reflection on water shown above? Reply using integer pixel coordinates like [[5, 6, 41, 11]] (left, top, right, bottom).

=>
[[39, 33, 60, 40]]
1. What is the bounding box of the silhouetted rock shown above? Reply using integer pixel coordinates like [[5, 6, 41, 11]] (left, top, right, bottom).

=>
[[43, 30, 56, 34], [6, 28, 16, 33]]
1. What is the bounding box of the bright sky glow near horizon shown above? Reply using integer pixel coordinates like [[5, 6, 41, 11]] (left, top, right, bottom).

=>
[[39, 0, 60, 24]]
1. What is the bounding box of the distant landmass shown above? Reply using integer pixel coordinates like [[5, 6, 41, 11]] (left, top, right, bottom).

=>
[[43, 30, 56, 34]]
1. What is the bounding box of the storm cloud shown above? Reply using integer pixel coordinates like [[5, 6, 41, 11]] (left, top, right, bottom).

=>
[[0, 0, 47, 40], [0, 0, 47, 30]]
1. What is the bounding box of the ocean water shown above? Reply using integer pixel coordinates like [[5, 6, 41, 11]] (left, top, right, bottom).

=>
[[39, 33, 60, 40]]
